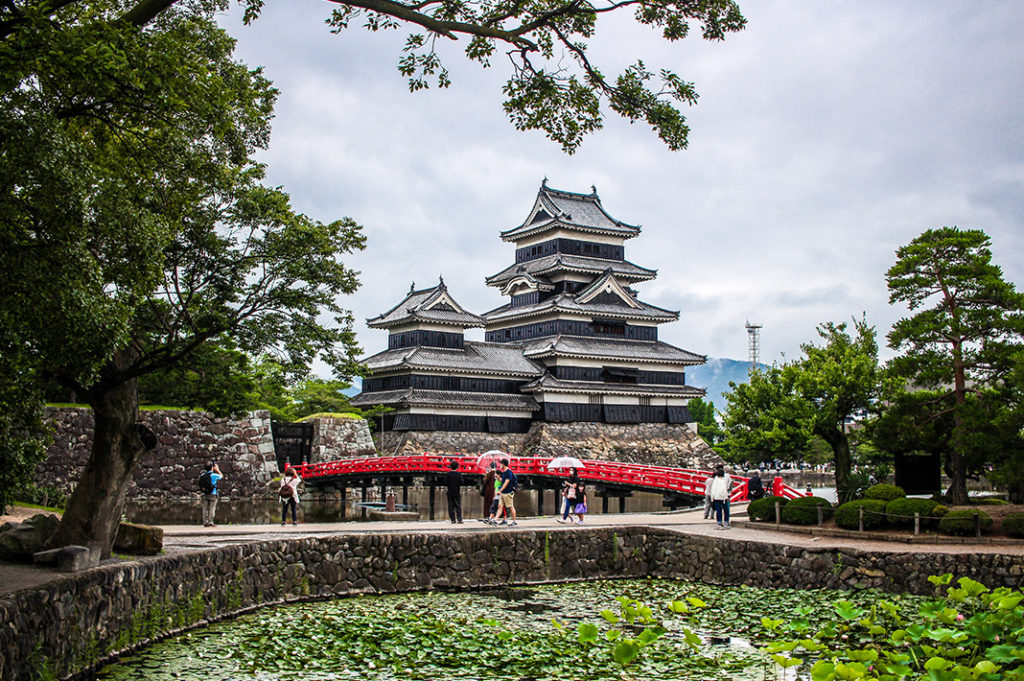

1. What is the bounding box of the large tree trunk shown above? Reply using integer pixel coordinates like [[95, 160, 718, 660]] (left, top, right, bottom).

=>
[[947, 343, 970, 505], [47, 351, 144, 558], [822, 427, 851, 493]]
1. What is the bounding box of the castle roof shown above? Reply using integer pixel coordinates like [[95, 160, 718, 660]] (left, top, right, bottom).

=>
[[500, 182, 640, 242], [367, 278, 484, 329], [350, 388, 539, 412], [484, 290, 679, 325], [520, 374, 705, 398], [361, 341, 545, 377], [485, 253, 657, 287], [521, 336, 705, 365]]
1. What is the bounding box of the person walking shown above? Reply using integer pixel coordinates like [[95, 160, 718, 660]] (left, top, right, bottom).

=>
[[708, 465, 732, 529], [573, 483, 588, 525], [703, 473, 713, 520], [280, 466, 301, 526], [557, 479, 577, 523], [481, 463, 496, 520], [200, 462, 222, 528], [486, 458, 518, 526], [445, 459, 464, 524]]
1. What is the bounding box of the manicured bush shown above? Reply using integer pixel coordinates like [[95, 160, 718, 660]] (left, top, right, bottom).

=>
[[863, 484, 906, 502], [1004, 513, 1024, 538], [747, 496, 789, 522], [933, 504, 949, 518], [939, 509, 994, 536], [780, 496, 833, 525], [835, 499, 888, 530], [885, 497, 941, 528], [974, 497, 1008, 506]]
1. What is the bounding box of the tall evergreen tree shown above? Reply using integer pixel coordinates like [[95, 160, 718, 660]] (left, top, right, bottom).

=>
[[886, 227, 1024, 504]]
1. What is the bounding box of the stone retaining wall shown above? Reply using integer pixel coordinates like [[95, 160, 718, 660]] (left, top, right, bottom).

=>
[[1, 527, 1022, 681], [310, 416, 376, 461], [38, 407, 278, 500], [380, 422, 720, 469]]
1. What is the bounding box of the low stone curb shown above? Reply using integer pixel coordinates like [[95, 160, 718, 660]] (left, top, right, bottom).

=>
[[732, 520, 1024, 545]]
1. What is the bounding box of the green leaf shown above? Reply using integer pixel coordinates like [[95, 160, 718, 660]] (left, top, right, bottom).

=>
[[577, 622, 599, 644], [771, 654, 803, 669], [600, 609, 620, 623], [810, 660, 837, 681], [924, 656, 952, 671], [612, 640, 640, 666]]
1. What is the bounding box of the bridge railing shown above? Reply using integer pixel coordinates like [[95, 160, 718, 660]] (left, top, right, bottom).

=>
[[296, 454, 810, 502]]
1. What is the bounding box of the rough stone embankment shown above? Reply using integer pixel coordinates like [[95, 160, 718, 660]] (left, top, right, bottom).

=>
[[1, 526, 1022, 681]]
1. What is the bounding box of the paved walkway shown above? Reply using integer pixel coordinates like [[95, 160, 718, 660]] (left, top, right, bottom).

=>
[[3, 508, 1022, 596]]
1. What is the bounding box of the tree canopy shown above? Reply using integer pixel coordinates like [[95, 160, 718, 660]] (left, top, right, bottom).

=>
[[885, 227, 1024, 504], [721, 318, 882, 491], [2, 0, 745, 154], [1, 0, 365, 552]]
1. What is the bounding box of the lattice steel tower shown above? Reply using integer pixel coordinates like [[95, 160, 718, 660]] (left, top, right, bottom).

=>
[[745, 321, 762, 371]]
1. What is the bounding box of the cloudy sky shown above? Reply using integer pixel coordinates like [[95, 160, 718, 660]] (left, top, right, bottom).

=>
[[218, 1, 1024, 368]]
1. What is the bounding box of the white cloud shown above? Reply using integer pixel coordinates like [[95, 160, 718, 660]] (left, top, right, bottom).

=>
[[219, 0, 1024, 370]]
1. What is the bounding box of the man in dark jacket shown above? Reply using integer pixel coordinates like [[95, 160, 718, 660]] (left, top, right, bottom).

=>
[[747, 470, 766, 500], [445, 459, 463, 524]]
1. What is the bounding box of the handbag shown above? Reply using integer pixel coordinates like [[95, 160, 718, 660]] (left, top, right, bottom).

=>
[[574, 502, 587, 514]]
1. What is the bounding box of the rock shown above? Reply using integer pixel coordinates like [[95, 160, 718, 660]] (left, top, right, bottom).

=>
[[0, 514, 61, 561], [57, 545, 101, 572], [114, 522, 164, 555]]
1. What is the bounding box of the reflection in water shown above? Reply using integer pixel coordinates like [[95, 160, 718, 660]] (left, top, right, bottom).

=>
[[123, 487, 685, 526]]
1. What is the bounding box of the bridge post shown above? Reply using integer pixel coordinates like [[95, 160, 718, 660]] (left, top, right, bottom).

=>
[[537, 488, 544, 516], [402, 485, 409, 508], [361, 485, 368, 519], [339, 486, 347, 520], [429, 481, 436, 520], [619, 495, 626, 513], [602, 494, 609, 514]]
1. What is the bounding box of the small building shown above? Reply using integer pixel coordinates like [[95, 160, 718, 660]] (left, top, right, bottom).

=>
[[351, 181, 707, 435]]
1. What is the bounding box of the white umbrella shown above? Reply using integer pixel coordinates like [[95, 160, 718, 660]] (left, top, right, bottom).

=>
[[476, 450, 509, 469], [547, 456, 585, 469]]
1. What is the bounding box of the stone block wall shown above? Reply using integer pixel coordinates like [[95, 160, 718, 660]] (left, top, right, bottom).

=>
[[379, 422, 720, 469], [310, 416, 376, 461], [1, 527, 1022, 681], [38, 407, 278, 499]]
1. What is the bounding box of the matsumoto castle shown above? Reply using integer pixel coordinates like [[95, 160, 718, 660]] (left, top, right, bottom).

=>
[[351, 181, 707, 435]]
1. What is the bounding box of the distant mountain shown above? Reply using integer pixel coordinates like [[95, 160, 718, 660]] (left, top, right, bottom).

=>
[[687, 357, 763, 409]]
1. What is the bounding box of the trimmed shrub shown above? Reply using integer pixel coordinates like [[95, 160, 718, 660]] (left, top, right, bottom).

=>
[[1003, 513, 1024, 538], [884, 497, 940, 528], [863, 484, 906, 502], [939, 509, 994, 536], [781, 496, 834, 525], [933, 504, 949, 518], [747, 496, 789, 522], [835, 499, 888, 530], [974, 497, 1008, 506]]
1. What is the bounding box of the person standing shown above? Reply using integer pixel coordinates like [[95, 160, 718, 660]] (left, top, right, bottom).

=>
[[747, 470, 766, 501], [446, 459, 464, 524], [201, 462, 222, 528], [708, 465, 732, 529], [280, 466, 300, 526], [487, 458, 518, 526], [481, 463, 498, 521]]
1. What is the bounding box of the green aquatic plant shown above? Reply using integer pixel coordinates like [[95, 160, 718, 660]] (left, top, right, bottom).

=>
[[760, 573, 1024, 680]]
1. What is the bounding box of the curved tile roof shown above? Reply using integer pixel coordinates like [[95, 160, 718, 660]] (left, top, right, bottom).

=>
[[350, 388, 539, 411], [500, 183, 641, 242], [367, 280, 484, 329], [362, 342, 545, 377], [485, 253, 656, 286], [484, 292, 678, 324], [520, 373, 705, 397], [521, 336, 705, 365]]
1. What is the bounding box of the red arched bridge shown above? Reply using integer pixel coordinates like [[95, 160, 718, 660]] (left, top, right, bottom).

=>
[[295, 453, 807, 519]]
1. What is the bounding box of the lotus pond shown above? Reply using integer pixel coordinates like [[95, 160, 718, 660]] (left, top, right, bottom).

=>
[[91, 579, 936, 681]]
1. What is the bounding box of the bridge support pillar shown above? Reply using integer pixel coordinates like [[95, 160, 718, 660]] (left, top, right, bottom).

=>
[[429, 482, 436, 520], [537, 489, 544, 516], [620, 495, 626, 513], [339, 487, 347, 520], [402, 485, 409, 508], [361, 486, 368, 519]]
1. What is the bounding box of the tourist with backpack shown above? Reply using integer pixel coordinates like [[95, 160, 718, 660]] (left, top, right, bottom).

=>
[[280, 466, 301, 526], [198, 462, 222, 528], [485, 458, 518, 526]]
